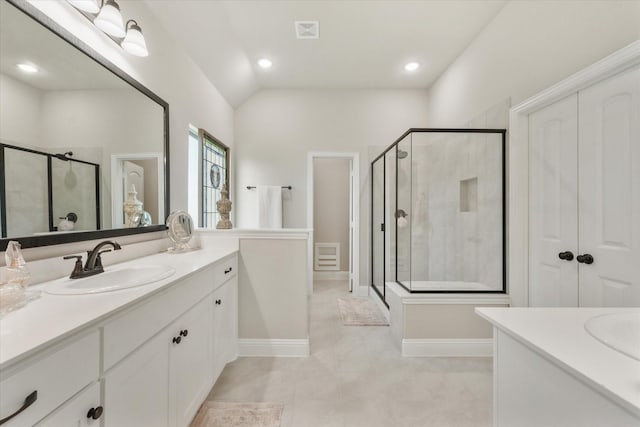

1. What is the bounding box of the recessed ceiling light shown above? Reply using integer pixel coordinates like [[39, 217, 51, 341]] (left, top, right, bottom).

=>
[[257, 58, 273, 69], [404, 62, 420, 72], [17, 63, 38, 73]]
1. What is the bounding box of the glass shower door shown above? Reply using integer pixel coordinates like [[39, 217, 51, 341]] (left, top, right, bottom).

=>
[[371, 157, 385, 299], [396, 136, 412, 286]]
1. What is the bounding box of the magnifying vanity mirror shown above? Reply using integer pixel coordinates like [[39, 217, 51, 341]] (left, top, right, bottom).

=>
[[0, 0, 169, 250]]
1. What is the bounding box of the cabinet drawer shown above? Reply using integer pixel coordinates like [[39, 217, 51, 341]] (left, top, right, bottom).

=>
[[214, 255, 237, 286], [36, 382, 101, 426], [0, 330, 99, 427], [103, 265, 215, 370]]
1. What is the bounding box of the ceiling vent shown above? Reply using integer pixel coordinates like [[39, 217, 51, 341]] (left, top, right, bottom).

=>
[[295, 21, 319, 39]]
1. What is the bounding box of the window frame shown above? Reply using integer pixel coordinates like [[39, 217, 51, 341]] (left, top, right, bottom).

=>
[[197, 129, 230, 228]]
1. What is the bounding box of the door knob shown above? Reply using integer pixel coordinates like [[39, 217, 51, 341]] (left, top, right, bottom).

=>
[[558, 251, 574, 261], [87, 406, 103, 420], [576, 254, 594, 264]]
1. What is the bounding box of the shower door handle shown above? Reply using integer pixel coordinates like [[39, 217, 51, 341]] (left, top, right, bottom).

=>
[[380, 223, 384, 232]]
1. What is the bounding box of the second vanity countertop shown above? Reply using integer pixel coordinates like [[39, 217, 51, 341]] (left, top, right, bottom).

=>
[[476, 307, 640, 418], [0, 243, 238, 370]]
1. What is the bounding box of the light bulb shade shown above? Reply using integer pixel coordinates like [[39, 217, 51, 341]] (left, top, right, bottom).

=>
[[94, 0, 125, 38], [121, 22, 148, 57], [67, 0, 100, 14]]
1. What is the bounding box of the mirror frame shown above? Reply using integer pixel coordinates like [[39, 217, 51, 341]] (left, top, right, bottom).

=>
[[1, 0, 170, 251]]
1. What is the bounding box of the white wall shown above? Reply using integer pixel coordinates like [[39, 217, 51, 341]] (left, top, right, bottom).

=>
[[424, 0, 640, 126], [313, 158, 350, 271], [28, 0, 235, 219], [0, 73, 42, 146], [235, 89, 429, 288]]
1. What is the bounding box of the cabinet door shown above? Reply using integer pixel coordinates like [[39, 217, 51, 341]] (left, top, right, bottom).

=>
[[528, 94, 579, 306], [36, 382, 102, 427], [170, 296, 214, 427], [212, 277, 238, 381], [103, 329, 171, 427], [578, 66, 640, 307]]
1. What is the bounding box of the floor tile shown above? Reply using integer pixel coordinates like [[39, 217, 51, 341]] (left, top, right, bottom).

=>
[[203, 280, 492, 426]]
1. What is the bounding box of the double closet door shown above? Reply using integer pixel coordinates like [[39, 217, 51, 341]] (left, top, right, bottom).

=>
[[529, 65, 640, 307]]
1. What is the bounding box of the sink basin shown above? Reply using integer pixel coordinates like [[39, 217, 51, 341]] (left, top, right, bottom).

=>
[[46, 265, 176, 295], [584, 312, 640, 361]]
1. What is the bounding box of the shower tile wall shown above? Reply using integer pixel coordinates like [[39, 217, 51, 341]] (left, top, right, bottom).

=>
[[51, 158, 98, 232], [4, 149, 48, 236], [410, 132, 502, 289]]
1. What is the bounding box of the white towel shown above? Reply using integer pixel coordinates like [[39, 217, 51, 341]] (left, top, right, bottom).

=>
[[257, 186, 282, 228]]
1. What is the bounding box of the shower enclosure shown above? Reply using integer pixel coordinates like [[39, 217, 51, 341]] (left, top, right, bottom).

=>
[[371, 129, 506, 304], [0, 143, 100, 238]]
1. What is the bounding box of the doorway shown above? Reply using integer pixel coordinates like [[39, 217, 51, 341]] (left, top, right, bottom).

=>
[[307, 152, 361, 296], [111, 153, 164, 228]]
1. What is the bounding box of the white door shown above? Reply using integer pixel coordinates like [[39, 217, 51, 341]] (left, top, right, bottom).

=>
[[528, 94, 579, 306], [104, 329, 171, 427], [349, 164, 354, 292], [170, 296, 213, 427], [578, 66, 640, 307], [212, 278, 238, 381]]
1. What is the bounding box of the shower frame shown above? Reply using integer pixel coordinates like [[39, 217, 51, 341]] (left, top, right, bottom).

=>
[[0, 142, 101, 237], [370, 128, 507, 304]]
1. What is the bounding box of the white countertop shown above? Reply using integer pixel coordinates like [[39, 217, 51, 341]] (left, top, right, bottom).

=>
[[476, 307, 640, 418], [0, 244, 237, 369]]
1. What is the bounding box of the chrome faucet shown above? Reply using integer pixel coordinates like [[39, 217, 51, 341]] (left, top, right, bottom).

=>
[[63, 240, 121, 279]]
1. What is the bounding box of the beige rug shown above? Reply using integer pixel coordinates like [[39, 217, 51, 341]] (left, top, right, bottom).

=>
[[190, 402, 284, 427], [337, 297, 389, 326]]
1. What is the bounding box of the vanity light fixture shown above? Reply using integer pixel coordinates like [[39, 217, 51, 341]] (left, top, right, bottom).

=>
[[121, 20, 149, 57], [67, 0, 149, 57], [257, 58, 273, 69], [404, 62, 420, 72], [17, 63, 39, 73], [93, 0, 125, 38]]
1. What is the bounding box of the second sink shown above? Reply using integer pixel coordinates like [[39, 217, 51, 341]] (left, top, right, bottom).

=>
[[46, 265, 176, 295], [584, 311, 640, 361]]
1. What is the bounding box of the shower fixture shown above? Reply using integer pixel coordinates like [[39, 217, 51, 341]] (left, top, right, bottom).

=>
[[395, 209, 408, 219], [54, 151, 73, 161], [397, 149, 408, 159]]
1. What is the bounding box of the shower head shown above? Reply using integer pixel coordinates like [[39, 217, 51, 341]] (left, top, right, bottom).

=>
[[397, 149, 408, 159], [54, 151, 73, 161]]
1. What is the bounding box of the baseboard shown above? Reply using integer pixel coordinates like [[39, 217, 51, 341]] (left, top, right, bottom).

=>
[[237, 338, 310, 357], [314, 271, 349, 281], [401, 338, 493, 357]]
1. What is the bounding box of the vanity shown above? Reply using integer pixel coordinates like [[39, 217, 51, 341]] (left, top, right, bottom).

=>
[[0, 244, 238, 426], [476, 307, 640, 427]]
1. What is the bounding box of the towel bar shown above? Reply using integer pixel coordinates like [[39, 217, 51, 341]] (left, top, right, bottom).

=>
[[246, 186, 292, 190]]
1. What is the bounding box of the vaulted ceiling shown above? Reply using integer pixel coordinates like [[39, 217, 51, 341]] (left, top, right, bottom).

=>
[[143, 0, 507, 107]]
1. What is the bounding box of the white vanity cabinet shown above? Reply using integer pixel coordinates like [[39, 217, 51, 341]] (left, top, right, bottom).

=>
[[0, 251, 238, 427], [102, 254, 238, 427], [0, 331, 100, 427], [212, 257, 238, 381], [170, 295, 214, 427]]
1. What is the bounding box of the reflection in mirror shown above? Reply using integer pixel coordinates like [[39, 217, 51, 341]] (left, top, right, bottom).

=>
[[0, 0, 168, 247]]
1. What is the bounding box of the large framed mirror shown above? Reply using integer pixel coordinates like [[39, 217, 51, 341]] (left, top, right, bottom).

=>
[[0, 0, 169, 250]]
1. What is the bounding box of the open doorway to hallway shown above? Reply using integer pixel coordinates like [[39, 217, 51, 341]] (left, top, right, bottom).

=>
[[307, 152, 361, 295]]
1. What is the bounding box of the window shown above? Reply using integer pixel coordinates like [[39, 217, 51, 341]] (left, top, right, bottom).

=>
[[187, 126, 229, 228]]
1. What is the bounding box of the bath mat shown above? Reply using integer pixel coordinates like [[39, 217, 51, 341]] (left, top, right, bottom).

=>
[[337, 297, 389, 326], [190, 401, 284, 427]]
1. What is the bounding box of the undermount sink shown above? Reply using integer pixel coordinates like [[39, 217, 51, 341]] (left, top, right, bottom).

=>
[[46, 265, 176, 295], [584, 312, 640, 361]]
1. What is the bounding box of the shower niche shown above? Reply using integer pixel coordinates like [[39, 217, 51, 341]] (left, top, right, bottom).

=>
[[371, 129, 506, 304]]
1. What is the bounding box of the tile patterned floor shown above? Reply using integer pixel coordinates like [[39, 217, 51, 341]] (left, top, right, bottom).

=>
[[205, 280, 493, 427]]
